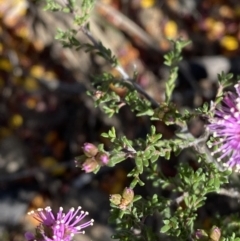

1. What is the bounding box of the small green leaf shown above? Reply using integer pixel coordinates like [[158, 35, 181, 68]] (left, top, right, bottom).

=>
[[101, 132, 109, 138], [161, 224, 171, 233]]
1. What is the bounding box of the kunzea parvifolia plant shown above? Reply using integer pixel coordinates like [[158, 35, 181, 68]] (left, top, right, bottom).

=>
[[25, 1, 240, 241]]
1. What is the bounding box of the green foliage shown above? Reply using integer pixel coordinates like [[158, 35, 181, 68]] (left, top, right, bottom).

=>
[[109, 194, 168, 241], [164, 39, 191, 103], [44, 0, 62, 11], [55, 29, 80, 48], [220, 214, 240, 238], [214, 72, 234, 105], [88, 72, 155, 117], [74, 0, 95, 25], [45, 0, 94, 24]]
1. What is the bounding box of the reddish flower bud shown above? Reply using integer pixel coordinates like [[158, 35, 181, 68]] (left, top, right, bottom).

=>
[[122, 187, 134, 202], [119, 187, 134, 210], [82, 158, 99, 173], [209, 226, 221, 241], [75, 155, 86, 168], [82, 143, 98, 157], [94, 90, 104, 100], [95, 152, 109, 165], [194, 229, 208, 240]]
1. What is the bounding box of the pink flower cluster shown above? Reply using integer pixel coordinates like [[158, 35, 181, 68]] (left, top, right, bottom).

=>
[[25, 206, 94, 241], [207, 83, 240, 171]]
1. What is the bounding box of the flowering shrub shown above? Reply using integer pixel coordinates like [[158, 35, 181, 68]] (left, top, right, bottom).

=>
[[24, 0, 240, 240]]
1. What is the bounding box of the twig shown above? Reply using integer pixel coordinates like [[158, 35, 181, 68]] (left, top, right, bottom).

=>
[[80, 25, 160, 108], [173, 193, 186, 205], [61, 0, 160, 107], [218, 188, 240, 199]]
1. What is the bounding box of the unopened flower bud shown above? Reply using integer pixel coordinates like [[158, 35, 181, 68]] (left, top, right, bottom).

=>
[[121, 187, 134, 209], [82, 158, 99, 173], [209, 226, 221, 241], [94, 90, 104, 100], [110, 194, 122, 205], [194, 229, 208, 240], [122, 187, 134, 202], [95, 152, 109, 165], [75, 155, 86, 168], [82, 143, 98, 157]]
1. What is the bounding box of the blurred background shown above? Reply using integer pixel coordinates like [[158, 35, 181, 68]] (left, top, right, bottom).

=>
[[1, 0, 240, 240]]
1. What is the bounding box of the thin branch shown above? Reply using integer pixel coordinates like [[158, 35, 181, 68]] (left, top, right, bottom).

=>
[[61, 0, 160, 107], [218, 188, 240, 199], [80, 25, 160, 108]]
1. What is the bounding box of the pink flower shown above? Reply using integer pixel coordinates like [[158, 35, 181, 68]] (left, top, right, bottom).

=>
[[25, 206, 94, 241], [82, 143, 98, 157], [81, 157, 99, 173], [95, 152, 109, 165], [207, 82, 240, 170]]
